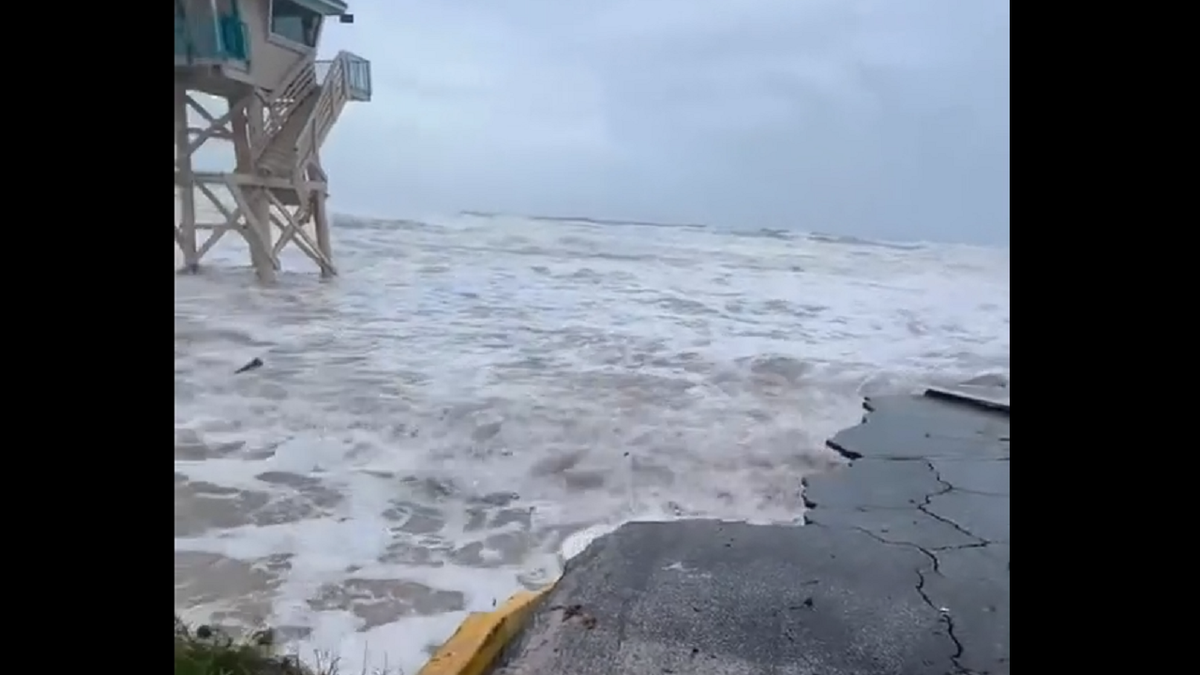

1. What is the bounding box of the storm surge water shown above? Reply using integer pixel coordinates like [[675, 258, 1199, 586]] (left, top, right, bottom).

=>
[[174, 211, 1009, 674]]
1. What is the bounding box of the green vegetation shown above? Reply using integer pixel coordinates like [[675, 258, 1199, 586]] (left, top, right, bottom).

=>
[[174, 616, 323, 675]]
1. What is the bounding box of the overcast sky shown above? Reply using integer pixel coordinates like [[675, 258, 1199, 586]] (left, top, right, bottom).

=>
[[213, 0, 1010, 245]]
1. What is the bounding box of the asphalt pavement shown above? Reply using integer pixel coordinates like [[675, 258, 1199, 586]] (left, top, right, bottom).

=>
[[494, 388, 1010, 675]]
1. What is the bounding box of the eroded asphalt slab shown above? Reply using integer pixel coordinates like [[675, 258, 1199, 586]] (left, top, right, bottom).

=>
[[494, 390, 1010, 675], [813, 391, 1009, 674]]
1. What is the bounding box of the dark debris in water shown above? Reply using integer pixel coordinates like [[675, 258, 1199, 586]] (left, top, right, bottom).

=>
[[234, 357, 264, 375]]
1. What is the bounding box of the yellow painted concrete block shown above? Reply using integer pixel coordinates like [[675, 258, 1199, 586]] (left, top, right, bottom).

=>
[[419, 586, 553, 675]]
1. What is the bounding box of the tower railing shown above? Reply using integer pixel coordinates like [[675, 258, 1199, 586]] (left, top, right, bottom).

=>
[[345, 53, 373, 101], [296, 52, 372, 165], [318, 54, 372, 101], [256, 60, 320, 162]]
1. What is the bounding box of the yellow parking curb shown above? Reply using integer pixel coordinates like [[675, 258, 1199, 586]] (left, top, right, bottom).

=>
[[418, 585, 554, 675]]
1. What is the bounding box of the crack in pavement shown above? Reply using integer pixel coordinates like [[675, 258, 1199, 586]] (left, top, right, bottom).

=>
[[811, 452, 1000, 673], [919, 460, 991, 546], [915, 567, 968, 674], [805, 458, 995, 548], [847, 525, 972, 674], [810, 392, 1008, 674]]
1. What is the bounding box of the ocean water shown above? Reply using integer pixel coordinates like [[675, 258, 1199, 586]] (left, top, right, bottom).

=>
[[173, 209, 1009, 674]]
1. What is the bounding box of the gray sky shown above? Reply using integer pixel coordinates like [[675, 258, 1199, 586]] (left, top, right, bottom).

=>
[[246, 0, 1009, 245]]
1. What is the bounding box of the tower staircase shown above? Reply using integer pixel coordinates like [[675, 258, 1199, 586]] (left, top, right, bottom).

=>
[[253, 50, 372, 202]]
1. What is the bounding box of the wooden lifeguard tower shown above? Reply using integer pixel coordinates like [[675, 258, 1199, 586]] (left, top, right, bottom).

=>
[[174, 0, 371, 281]]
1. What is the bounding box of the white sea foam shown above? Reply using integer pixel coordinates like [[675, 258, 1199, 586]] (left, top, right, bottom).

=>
[[174, 203, 1008, 674]]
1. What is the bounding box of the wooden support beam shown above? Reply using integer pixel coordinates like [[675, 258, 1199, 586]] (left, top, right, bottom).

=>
[[224, 176, 279, 282], [194, 182, 243, 260], [181, 170, 328, 194], [265, 189, 336, 275]]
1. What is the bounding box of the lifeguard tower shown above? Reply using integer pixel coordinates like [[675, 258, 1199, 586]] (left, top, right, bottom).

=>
[[174, 0, 371, 281]]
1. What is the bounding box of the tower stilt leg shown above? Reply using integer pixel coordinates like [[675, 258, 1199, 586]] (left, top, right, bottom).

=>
[[174, 87, 199, 273], [314, 188, 333, 278], [231, 106, 276, 284], [250, 189, 276, 283]]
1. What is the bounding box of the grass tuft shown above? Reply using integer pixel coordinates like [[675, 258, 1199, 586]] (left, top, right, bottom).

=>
[[174, 616, 332, 675]]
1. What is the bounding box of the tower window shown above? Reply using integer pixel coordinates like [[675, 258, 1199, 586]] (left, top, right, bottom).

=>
[[270, 0, 323, 48]]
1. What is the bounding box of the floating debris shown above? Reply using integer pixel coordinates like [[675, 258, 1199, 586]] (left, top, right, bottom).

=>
[[234, 357, 263, 374]]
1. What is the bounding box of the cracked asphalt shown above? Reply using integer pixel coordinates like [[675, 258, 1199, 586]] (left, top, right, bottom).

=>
[[493, 389, 1010, 675]]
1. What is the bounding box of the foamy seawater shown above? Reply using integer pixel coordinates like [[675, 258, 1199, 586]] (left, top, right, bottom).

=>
[[174, 209, 1009, 674]]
